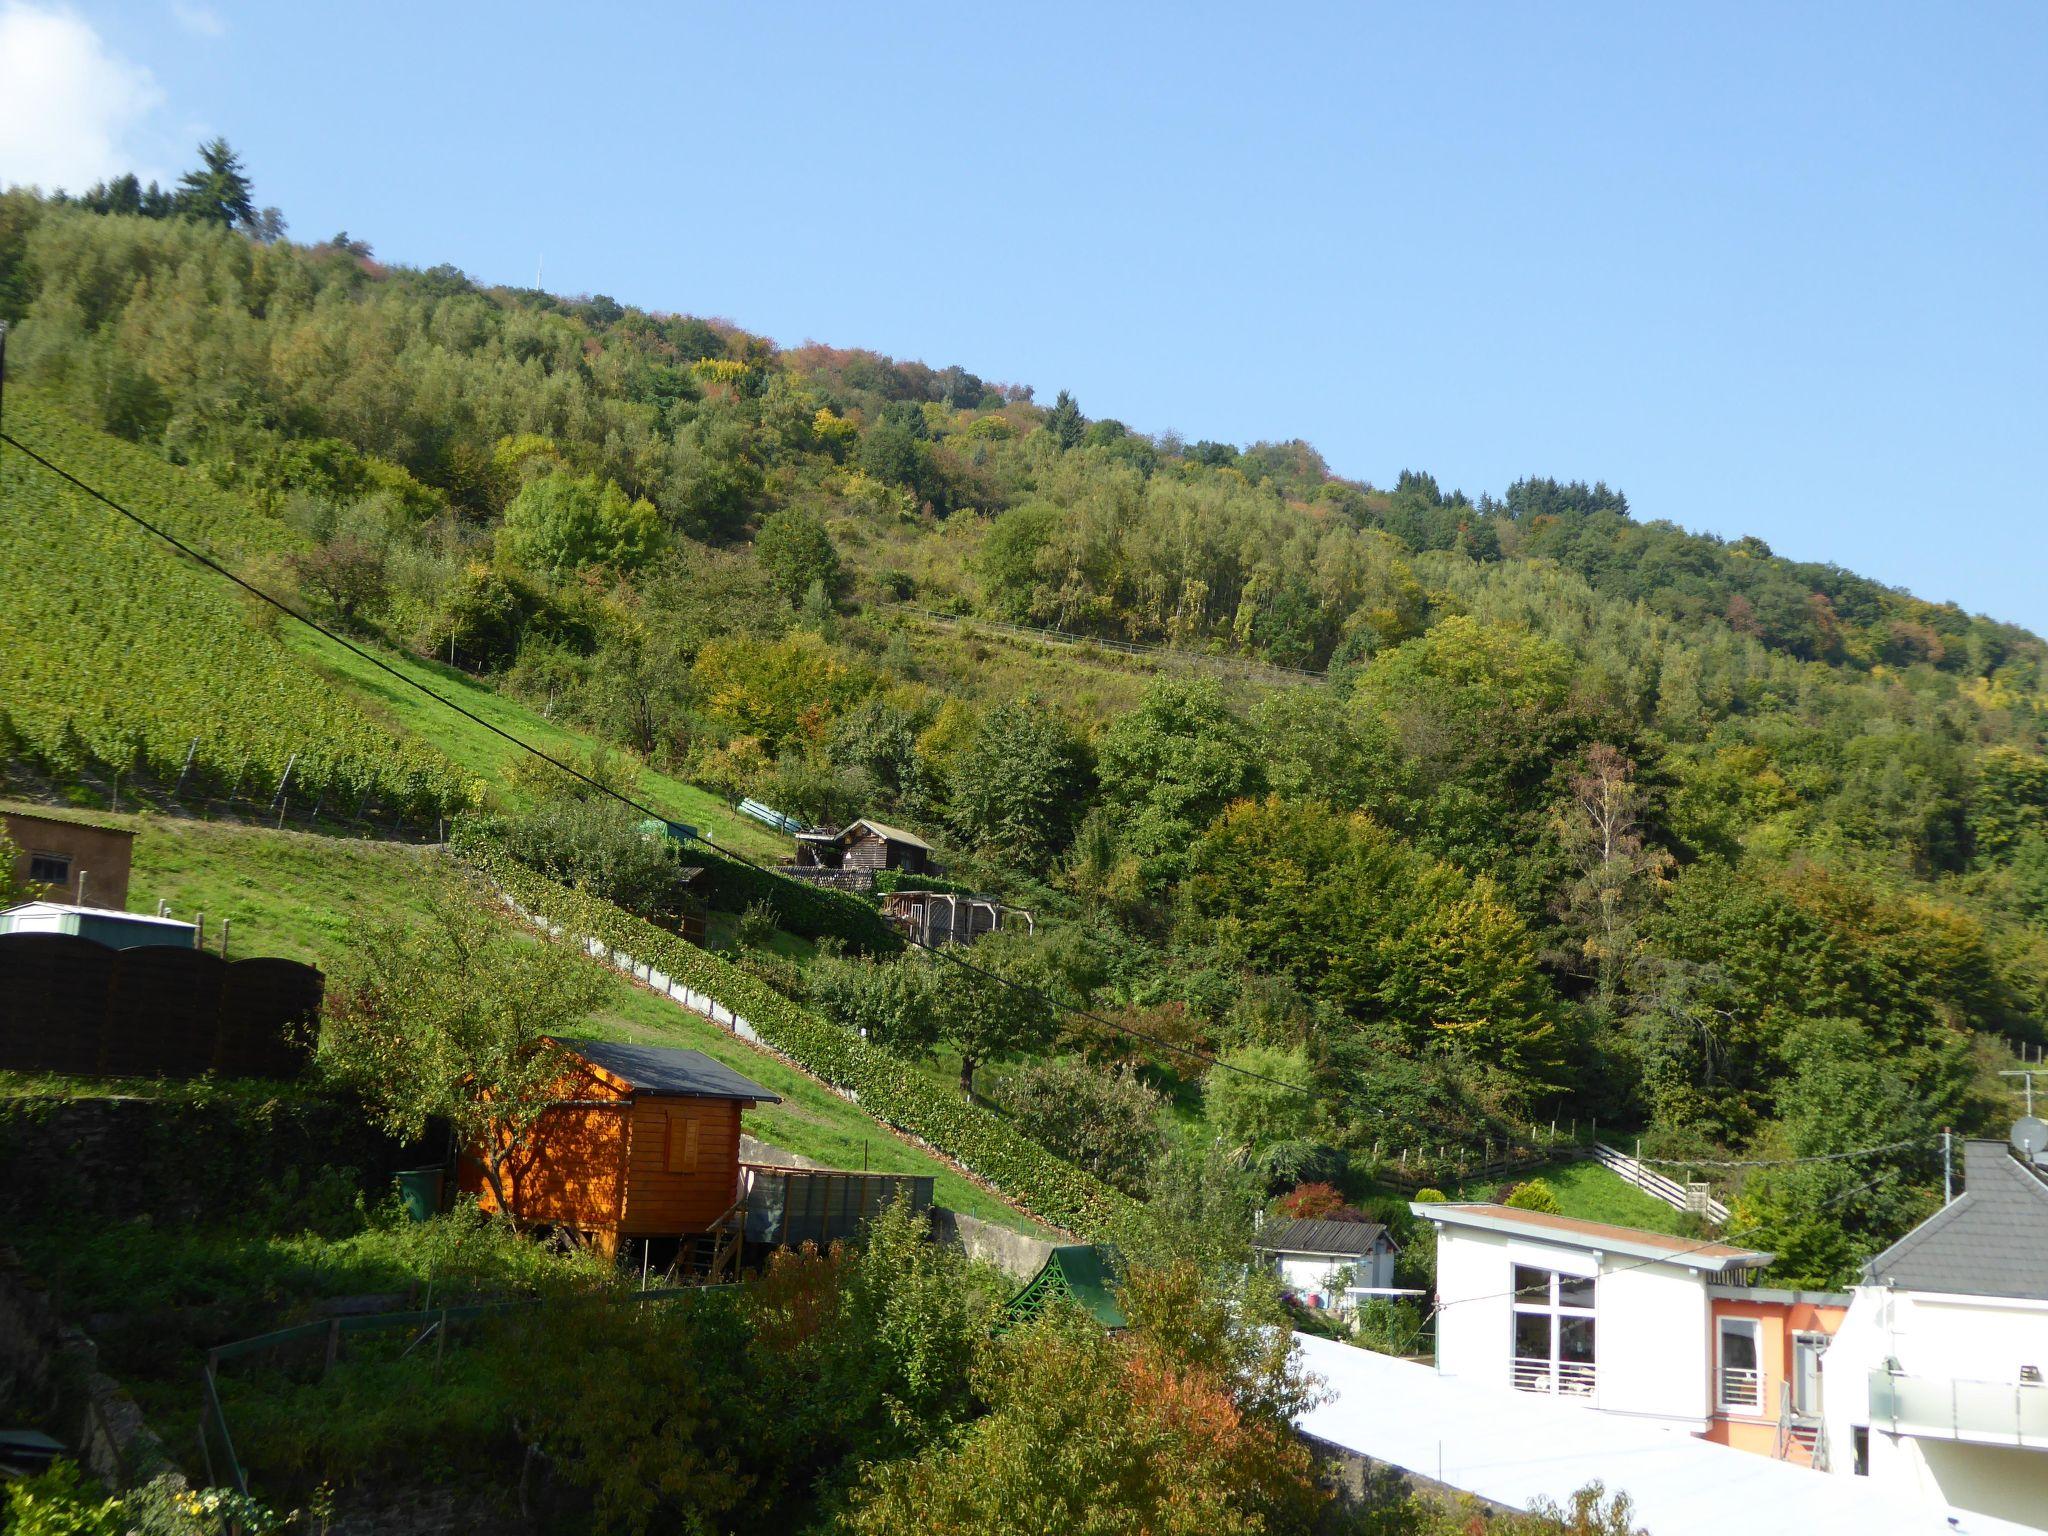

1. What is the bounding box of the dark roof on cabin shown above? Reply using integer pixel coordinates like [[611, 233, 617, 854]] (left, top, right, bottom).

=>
[[1256, 1218, 1393, 1257], [565, 1040, 781, 1104], [1862, 1140, 2048, 1300]]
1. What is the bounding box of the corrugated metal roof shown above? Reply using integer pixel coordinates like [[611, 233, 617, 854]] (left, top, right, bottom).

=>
[[1863, 1139, 2048, 1300], [1256, 1218, 1391, 1256], [563, 1039, 781, 1104]]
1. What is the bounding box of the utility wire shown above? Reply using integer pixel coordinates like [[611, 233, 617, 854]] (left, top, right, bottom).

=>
[[1416, 1160, 1906, 1323], [1623, 1138, 1931, 1172], [1, 426, 1314, 1097]]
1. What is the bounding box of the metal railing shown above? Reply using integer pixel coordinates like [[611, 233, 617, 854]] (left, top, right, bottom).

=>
[[1513, 1357, 1596, 1398], [1868, 1368, 2048, 1447], [1719, 1365, 1764, 1411]]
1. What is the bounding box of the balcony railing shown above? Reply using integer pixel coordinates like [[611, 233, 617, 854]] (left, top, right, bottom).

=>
[[1868, 1369, 2048, 1449], [1513, 1358, 1596, 1398], [1719, 1365, 1764, 1412]]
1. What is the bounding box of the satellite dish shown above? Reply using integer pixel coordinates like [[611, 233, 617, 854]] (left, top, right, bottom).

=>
[[2011, 1117, 2048, 1159]]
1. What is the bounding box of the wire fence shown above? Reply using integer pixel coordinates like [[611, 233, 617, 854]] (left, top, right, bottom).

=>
[[196, 1286, 715, 1498]]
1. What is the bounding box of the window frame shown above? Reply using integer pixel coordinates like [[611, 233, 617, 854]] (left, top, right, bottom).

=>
[[1509, 1264, 1597, 1397], [1717, 1316, 1765, 1414], [27, 850, 71, 886]]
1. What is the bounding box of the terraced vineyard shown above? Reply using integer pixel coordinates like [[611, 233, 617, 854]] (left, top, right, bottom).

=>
[[0, 391, 470, 820]]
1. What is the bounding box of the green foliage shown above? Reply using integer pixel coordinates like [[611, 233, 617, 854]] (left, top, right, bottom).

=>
[[1093, 677, 1264, 885], [946, 699, 1091, 872], [479, 855, 1134, 1236], [755, 505, 844, 604], [1504, 1178, 1562, 1214], [1202, 1046, 1316, 1160], [317, 883, 606, 1223], [1185, 798, 1564, 1093], [0, 392, 469, 819], [496, 470, 662, 574], [455, 796, 692, 921], [992, 1059, 1165, 1196]]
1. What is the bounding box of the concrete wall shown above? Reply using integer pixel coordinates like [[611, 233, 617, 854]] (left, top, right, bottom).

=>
[[1823, 1284, 2048, 1529], [0, 1249, 181, 1489]]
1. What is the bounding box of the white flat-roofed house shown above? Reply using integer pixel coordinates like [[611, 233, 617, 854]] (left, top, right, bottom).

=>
[[1414, 1202, 1773, 1433], [1818, 1138, 2048, 1535], [1256, 1218, 1399, 1312]]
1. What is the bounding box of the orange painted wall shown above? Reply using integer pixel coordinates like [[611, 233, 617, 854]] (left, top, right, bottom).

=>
[[1701, 1295, 1847, 1460]]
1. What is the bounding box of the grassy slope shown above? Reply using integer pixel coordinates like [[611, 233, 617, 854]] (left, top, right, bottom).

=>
[[280, 628, 788, 860], [55, 805, 1040, 1231], [1444, 1158, 1698, 1237]]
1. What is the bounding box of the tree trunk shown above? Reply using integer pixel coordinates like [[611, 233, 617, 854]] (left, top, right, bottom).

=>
[[959, 1054, 977, 1100], [479, 1153, 526, 1234]]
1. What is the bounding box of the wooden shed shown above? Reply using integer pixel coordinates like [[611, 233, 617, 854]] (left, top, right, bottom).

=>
[[459, 1038, 780, 1262], [790, 818, 934, 877]]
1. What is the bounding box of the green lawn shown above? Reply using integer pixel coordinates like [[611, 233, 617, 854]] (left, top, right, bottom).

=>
[[1444, 1158, 1699, 1236], [88, 809, 1045, 1234], [280, 625, 788, 860]]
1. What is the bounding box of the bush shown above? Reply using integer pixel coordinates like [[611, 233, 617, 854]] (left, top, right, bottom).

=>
[[1413, 1187, 1447, 1203], [991, 1060, 1164, 1197], [1504, 1178, 1563, 1214], [1276, 1182, 1350, 1220], [735, 899, 780, 951]]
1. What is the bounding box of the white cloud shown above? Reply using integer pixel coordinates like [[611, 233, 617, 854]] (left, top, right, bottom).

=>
[[0, 2, 167, 193], [171, 2, 223, 38]]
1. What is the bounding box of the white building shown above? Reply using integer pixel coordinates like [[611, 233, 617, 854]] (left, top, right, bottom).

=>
[[1255, 1217, 1399, 1312], [1819, 1139, 2048, 1535], [1415, 1202, 1779, 1433]]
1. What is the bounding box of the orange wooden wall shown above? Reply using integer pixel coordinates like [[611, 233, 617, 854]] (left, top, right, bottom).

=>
[[459, 1071, 747, 1241], [621, 1096, 743, 1236]]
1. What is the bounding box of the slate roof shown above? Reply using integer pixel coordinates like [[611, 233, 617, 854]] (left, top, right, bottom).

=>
[[1862, 1139, 2048, 1300], [1257, 1218, 1393, 1257], [565, 1039, 781, 1104]]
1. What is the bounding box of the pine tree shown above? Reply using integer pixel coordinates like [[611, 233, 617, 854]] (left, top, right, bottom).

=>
[[176, 137, 256, 228], [1044, 388, 1085, 450]]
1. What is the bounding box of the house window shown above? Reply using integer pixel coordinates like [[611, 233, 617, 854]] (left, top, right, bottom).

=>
[[666, 1112, 699, 1174], [28, 851, 70, 886], [1511, 1265, 1596, 1397], [1718, 1318, 1764, 1412]]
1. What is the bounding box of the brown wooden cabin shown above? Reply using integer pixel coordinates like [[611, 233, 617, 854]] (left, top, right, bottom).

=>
[[790, 818, 934, 877], [459, 1038, 779, 1261]]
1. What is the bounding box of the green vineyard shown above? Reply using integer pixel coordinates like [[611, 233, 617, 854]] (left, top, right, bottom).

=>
[[0, 392, 471, 821]]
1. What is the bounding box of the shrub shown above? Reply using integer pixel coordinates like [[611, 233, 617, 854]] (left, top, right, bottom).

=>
[[1413, 1187, 1447, 1203], [735, 899, 780, 951], [1504, 1178, 1563, 1214], [1276, 1182, 1350, 1221], [991, 1060, 1164, 1197]]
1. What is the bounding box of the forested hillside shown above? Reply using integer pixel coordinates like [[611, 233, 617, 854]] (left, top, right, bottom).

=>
[[5, 159, 2047, 1284]]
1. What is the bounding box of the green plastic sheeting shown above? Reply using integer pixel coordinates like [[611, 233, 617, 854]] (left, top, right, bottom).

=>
[[1003, 1244, 1126, 1329]]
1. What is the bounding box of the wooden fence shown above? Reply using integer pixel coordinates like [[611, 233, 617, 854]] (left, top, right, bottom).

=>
[[1591, 1142, 1730, 1225], [0, 933, 320, 1079]]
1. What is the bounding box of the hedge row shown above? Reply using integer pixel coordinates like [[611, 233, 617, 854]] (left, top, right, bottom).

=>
[[692, 845, 905, 955], [481, 856, 1133, 1239]]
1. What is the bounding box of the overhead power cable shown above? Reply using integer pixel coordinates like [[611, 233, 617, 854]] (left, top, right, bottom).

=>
[[0, 425, 1313, 1097], [1623, 1138, 1931, 1172]]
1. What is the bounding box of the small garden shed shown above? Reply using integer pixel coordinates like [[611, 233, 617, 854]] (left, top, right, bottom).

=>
[[791, 819, 934, 877], [460, 1038, 780, 1258]]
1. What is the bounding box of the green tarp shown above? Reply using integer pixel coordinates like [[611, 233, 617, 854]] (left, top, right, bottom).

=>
[[1003, 1244, 1125, 1329]]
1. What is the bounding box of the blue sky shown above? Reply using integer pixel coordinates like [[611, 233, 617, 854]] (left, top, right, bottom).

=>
[[6, 2, 2045, 632]]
